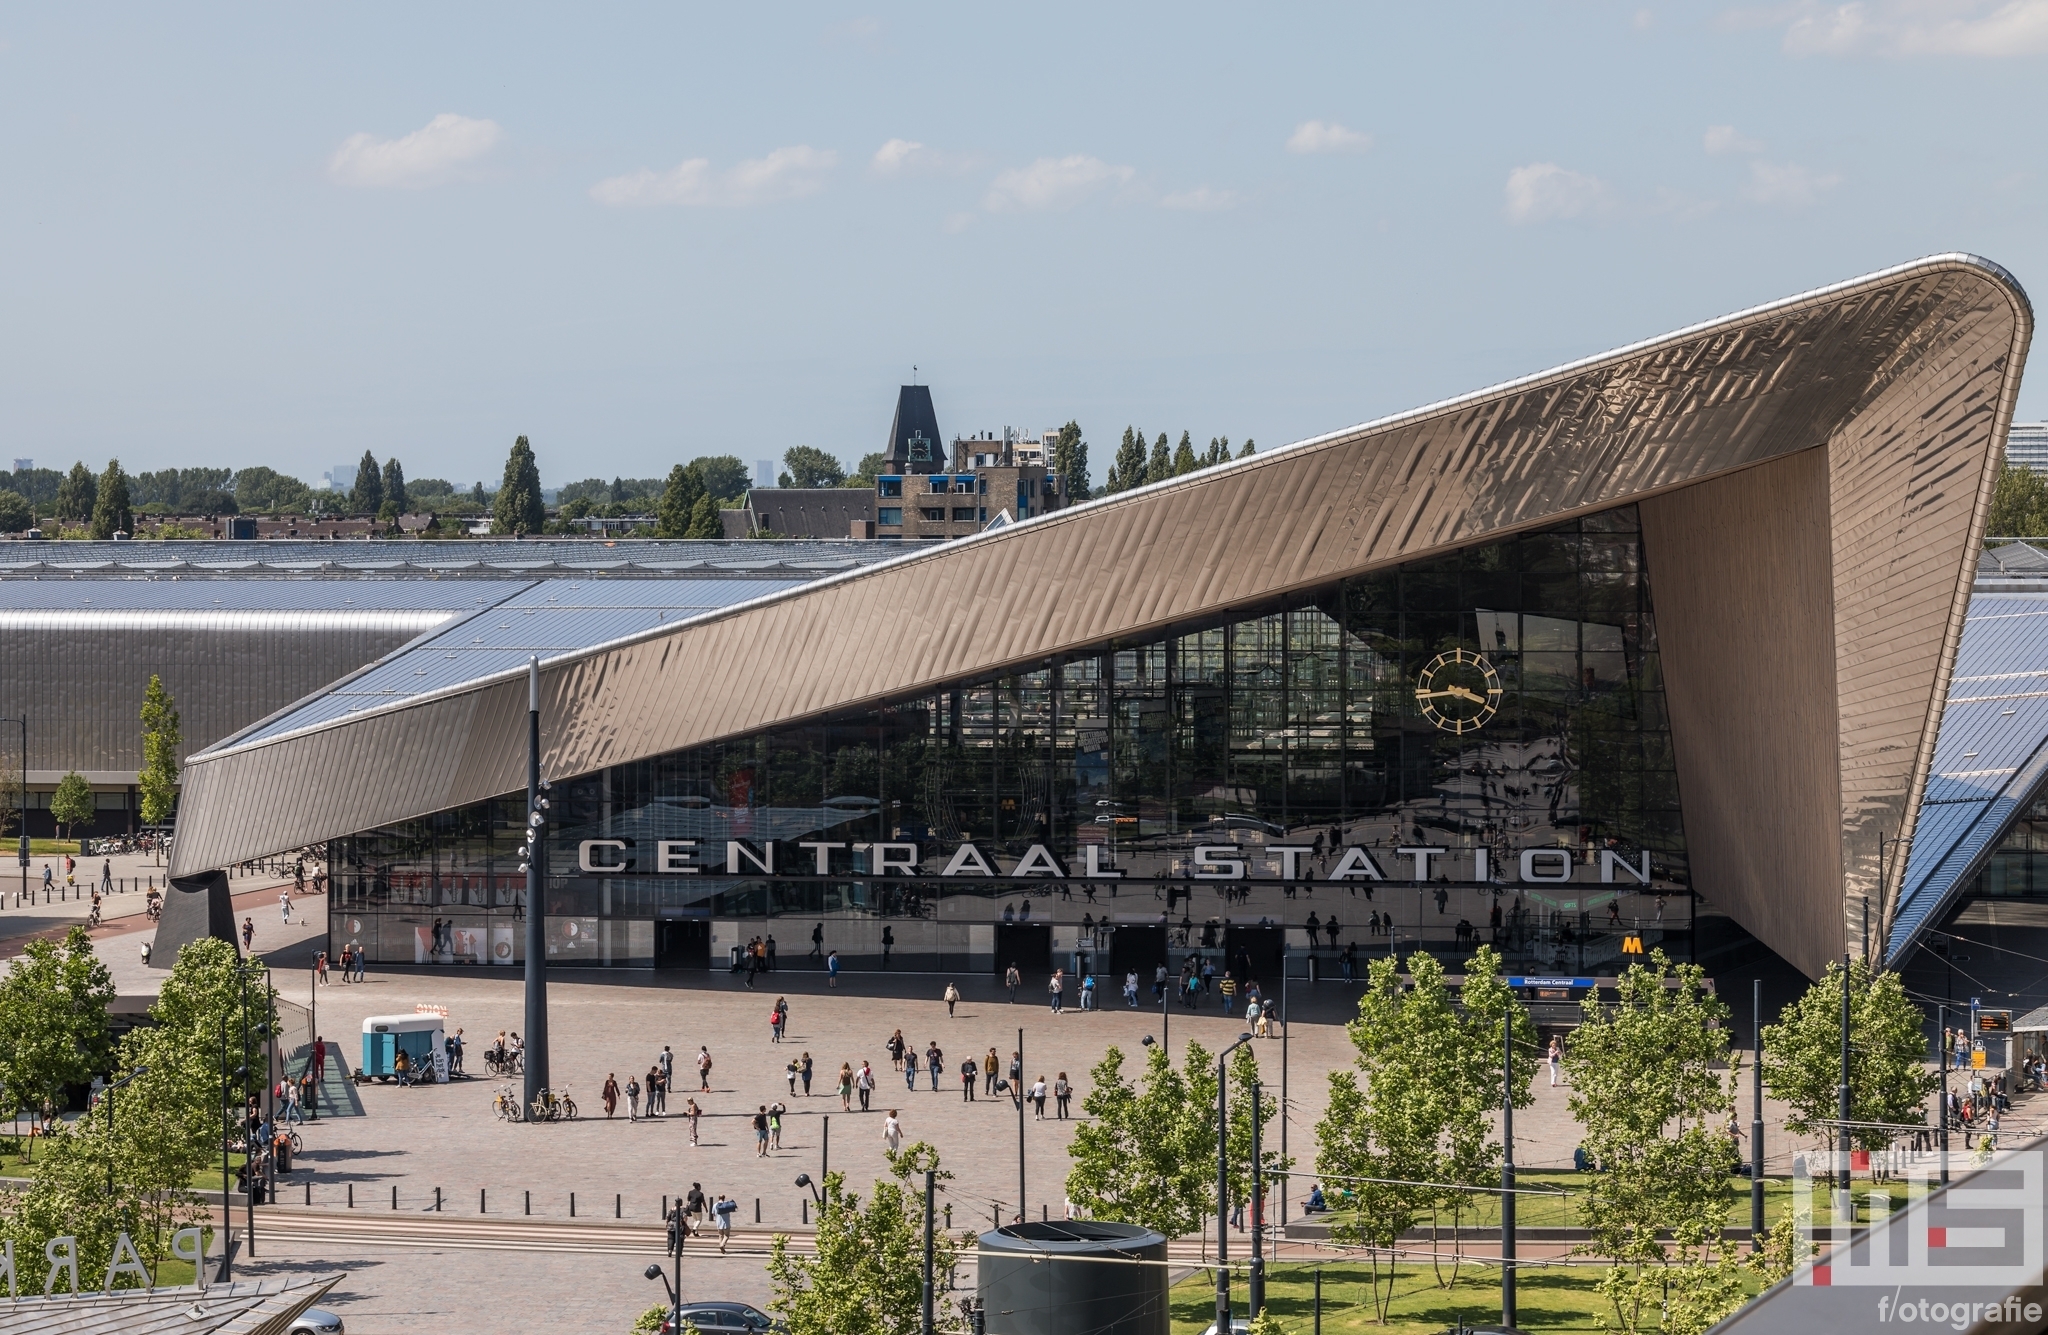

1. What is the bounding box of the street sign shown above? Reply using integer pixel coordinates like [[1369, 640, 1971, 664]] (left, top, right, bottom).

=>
[[16, 835, 26, 867]]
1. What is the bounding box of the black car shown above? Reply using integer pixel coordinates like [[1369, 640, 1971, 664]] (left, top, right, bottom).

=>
[[659, 1302, 780, 1334]]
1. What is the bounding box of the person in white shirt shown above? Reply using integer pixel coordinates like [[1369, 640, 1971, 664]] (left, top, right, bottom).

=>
[[883, 1109, 904, 1152]]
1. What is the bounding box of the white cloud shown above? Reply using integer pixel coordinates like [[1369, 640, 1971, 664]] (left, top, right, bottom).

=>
[[1504, 162, 1611, 223], [1159, 186, 1241, 212], [328, 113, 502, 189], [1740, 159, 1843, 206], [982, 155, 1135, 212], [1703, 124, 1766, 155], [872, 138, 925, 173], [1778, 0, 2048, 56], [1285, 120, 1373, 155], [591, 146, 837, 207], [869, 139, 976, 176]]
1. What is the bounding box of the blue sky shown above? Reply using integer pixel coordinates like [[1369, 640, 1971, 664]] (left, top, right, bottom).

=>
[[2, 3, 2044, 489]]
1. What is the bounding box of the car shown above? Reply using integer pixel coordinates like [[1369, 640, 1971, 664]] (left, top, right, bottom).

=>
[[288, 1308, 344, 1335], [659, 1302, 781, 1334]]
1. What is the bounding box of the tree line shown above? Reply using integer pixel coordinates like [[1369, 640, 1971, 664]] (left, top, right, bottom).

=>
[[1100, 428, 1255, 495]]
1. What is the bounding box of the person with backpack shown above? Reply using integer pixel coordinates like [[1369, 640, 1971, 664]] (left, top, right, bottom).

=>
[[944, 982, 961, 1017], [714, 1193, 739, 1252]]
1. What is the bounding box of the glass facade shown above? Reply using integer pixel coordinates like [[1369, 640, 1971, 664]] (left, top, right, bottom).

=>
[[332, 505, 1697, 975]]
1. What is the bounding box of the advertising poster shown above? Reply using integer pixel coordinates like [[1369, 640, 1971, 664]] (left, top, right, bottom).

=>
[[491, 925, 516, 966]]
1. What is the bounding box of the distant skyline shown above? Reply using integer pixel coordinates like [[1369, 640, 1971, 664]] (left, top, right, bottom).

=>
[[3, 4, 2046, 486]]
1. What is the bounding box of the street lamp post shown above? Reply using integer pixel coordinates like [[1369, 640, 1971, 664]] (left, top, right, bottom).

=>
[[1, 715, 27, 908], [1249, 1080, 1265, 1318], [519, 657, 551, 1117], [1214, 1031, 1254, 1335]]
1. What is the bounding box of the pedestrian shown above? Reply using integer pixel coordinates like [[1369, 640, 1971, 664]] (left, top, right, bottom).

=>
[[1049, 970, 1064, 1013], [1008, 1050, 1022, 1103], [769, 1100, 785, 1149], [1245, 997, 1262, 1032], [904, 1044, 919, 1089], [686, 1182, 707, 1225], [659, 1045, 675, 1092], [857, 1060, 875, 1111], [769, 998, 782, 1041], [241, 917, 255, 951], [786, 1057, 801, 1095], [884, 1109, 904, 1153], [944, 982, 960, 1017], [1031, 1076, 1048, 1119], [888, 1029, 907, 1070], [772, 998, 788, 1042], [960, 1056, 977, 1101], [838, 1062, 854, 1110], [753, 1105, 770, 1157], [983, 1048, 999, 1096], [1080, 974, 1096, 1011], [809, 923, 825, 962], [698, 1046, 713, 1092], [714, 1194, 737, 1252], [315, 950, 329, 986], [1005, 963, 1021, 1002], [1054, 1072, 1072, 1119], [828, 950, 841, 987], [800, 1051, 814, 1096], [1548, 1036, 1563, 1087], [352, 944, 366, 983], [281, 1080, 304, 1125], [450, 1028, 465, 1075], [280, 889, 293, 924], [648, 1065, 666, 1116], [926, 1041, 943, 1091], [603, 1074, 620, 1118], [766, 935, 777, 971], [1124, 971, 1139, 1008], [626, 1075, 641, 1122], [685, 1097, 702, 1146], [1221, 972, 1237, 1015]]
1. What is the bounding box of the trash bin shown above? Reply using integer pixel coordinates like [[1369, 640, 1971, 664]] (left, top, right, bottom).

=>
[[729, 945, 744, 971], [275, 1137, 292, 1173], [1307, 954, 1320, 983]]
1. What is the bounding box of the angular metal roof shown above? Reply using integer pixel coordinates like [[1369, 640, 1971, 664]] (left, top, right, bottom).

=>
[[1888, 592, 2048, 960]]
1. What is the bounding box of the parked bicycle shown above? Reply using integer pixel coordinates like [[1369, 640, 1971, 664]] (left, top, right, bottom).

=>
[[493, 1085, 522, 1122], [529, 1087, 578, 1122], [484, 1047, 523, 1078]]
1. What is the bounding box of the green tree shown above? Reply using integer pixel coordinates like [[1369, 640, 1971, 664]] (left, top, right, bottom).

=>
[[1171, 430, 1198, 476], [49, 771, 95, 840], [382, 457, 409, 515], [90, 459, 133, 538], [1761, 957, 1937, 1150], [117, 936, 268, 1184], [1105, 427, 1147, 494], [55, 462, 97, 525], [0, 489, 31, 533], [848, 452, 888, 489], [0, 927, 116, 1136], [493, 436, 546, 535], [655, 463, 706, 538], [1987, 462, 2048, 538], [686, 493, 724, 539], [693, 455, 751, 503], [1203, 437, 1230, 466], [350, 450, 383, 514], [1239, 438, 1256, 458], [1145, 432, 1172, 484], [780, 446, 846, 489], [138, 674, 181, 826], [1051, 421, 1091, 499], [232, 467, 313, 516], [1566, 950, 1738, 1334], [767, 1143, 963, 1335]]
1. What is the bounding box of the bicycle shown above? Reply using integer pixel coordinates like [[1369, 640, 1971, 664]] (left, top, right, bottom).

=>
[[529, 1087, 578, 1122], [485, 1049, 523, 1078], [493, 1085, 522, 1122]]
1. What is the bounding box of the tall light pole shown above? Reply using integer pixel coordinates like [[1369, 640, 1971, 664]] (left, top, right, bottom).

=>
[[1249, 1080, 1265, 1318], [1837, 953, 1852, 1223], [1501, 1012, 1516, 1330], [1751, 979, 1765, 1250], [2, 715, 27, 908], [519, 658, 551, 1115], [1214, 1031, 1254, 1335]]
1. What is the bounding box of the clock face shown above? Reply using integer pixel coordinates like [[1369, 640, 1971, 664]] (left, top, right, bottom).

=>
[[1414, 649, 1503, 735]]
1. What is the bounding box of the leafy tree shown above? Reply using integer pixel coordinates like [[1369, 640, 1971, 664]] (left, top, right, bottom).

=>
[[350, 450, 383, 514], [655, 463, 706, 538], [0, 489, 31, 533], [138, 675, 181, 826], [848, 452, 889, 489], [1051, 421, 1091, 499], [1988, 462, 2048, 538], [493, 436, 546, 535], [686, 493, 724, 539], [470, 481, 489, 508], [117, 937, 269, 1188], [1761, 957, 1937, 1150], [382, 458, 409, 515], [55, 462, 97, 525], [1145, 432, 1172, 485], [233, 467, 314, 515], [0, 928, 116, 1136], [1566, 950, 1737, 1334], [1104, 427, 1148, 494], [780, 446, 846, 489], [1239, 439, 1256, 458], [50, 771, 95, 839], [89, 459, 133, 538], [693, 455, 751, 503], [0, 1113, 206, 1295], [767, 1142, 963, 1335], [1171, 431, 1198, 476]]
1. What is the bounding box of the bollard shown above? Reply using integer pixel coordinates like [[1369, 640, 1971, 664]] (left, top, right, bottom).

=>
[[481, 1188, 487, 1214], [392, 1185, 398, 1210], [756, 1198, 761, 1223], [436, 1187, 442, 1213], [616, 1193, 621, 1219], [803, 1199, 809, 1225], [306, 1182, 311, 1206], [663, 1195, 668, 1217], [348, 1184, 354, 1209], [525, 1190, 531, 1216], [571, 1192, 576, 1218]]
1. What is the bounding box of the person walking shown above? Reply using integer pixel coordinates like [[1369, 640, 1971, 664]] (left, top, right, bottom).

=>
[[1547, 1035, 1564, 1087], [983, 1048, 999, 1096], [768, 1100, 785, 1150], [625, 1075, 641, 1122], [753, 1106, 770, 1157], [1220, 972, 1237, 1015], [659, 1045, 675, 1094], [856, 1060, 875, 1112], [1054, 1072, 1072, 1119], [838, 1062, 855, 1111], [771, 999, 788, 1043], [241, 917, 255, 951], [927, 1041, 944, 1091], [884, 1109, 904, 1153], [316, 950, 329, 985], [352, 945, 366, 983], [809, 923, 825, 963], [1005, 963, 1021, 1002], [1080, 974, 1096, 1011], [960, 1056, 978, 1101], [697, 1046, 713, 1092], [1048, 969, 1064, 1014], [714, 1194, 737, 1252], [800, 1051, 814, 1096], [685, 1097, 702, 1146], [1030, 1076, 1048, 1119], [602, 1074, 620, 1118], [827, 950, 841, 987], [279, 889, 293, 925], [887, 1029, 907, 1070], [686, 1182, 707, 1226], [903, 1044, 919, 1089], [648, 1064, 666, 1116], [1124, 971, 1140, 1008], [786, 1056, 801, 1095], [944, 982, 960, 1017]]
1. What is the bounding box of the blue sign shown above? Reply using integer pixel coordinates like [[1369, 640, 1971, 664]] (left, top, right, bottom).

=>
[[1509, 976, 1595, 989]]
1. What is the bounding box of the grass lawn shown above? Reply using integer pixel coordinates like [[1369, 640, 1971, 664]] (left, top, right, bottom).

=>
[[28, 839, 81, 855], [1314, 1171, 1896, 1234], [0, 1142, 249, 1192], [1170, 1261, 1765, 1333]]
